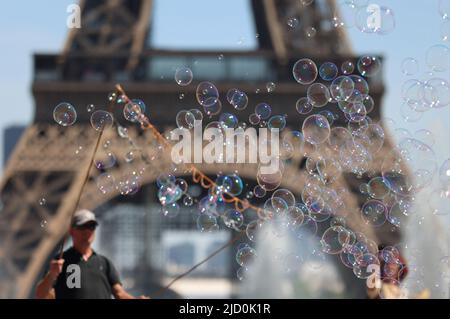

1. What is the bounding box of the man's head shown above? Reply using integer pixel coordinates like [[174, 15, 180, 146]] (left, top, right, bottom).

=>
[[69, 209, 98, 247]]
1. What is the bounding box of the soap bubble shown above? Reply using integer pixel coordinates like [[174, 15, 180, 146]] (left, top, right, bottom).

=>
[[295, 97, 313, 114], [161, 203, 180, 218], [158, 184, 183, 205], [426, 44, 450, 72], [157, 174, 176, 188], [256, 164, 283, 191], [203, 99, 222, 116], [294, 214, 318, 239], [123, 99, 146, 123], [222, 175, 244, 196], [346, 102, 367, 123], [196, 82, 219, 107], [361, 200, 387, 227], [286, 206, 305, 228], [236, 246, 257, 267], [246, 220, 265, 241], [401, 79, 424, 106], [268, 115, 286, 130], [53, 102, 77, 126], [283, 130, 304, 154], [319, 62, 338, 81], [349, 75, 369, 98], [330, 76, 355, 102], [307, 83, 331, 107], [357, 56, 381, 77], [341, 61, 355, 74], [230, 90, 249, 110], [176, 110, 195, 129], [248, 113, 260, 125], [367, 177, 390, 199], [236, 266, 250, 281], [182, 195, 193, 206], [117, 172, 141, 195], [174, 67, 193, 86], [226, 88, 239, 104], [401, 58, 419, 76], [302, 114, 331, 145], [380, 246, 400, 264], [220, 113, 238, 129], [320, 226, 351, 254], [387, 204, 404, 227], [254, 185, 266, 198], [255, 103, 272, 119], [91, 111, 114, 131], [341, 245, 363, 269], [96, 173, 116, 194], [272, 188, 296, 210], [95, 151, 116, 170], [197, 214, 219, 232], [292, 58, 318, 85], [362, 95, 375, 114], [175, 178, 189, 194], [223, 209, 244, 230], [423, 78, 450, 108]]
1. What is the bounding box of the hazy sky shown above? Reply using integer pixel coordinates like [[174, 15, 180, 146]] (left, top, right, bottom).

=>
[[0, 0, 449, 174]]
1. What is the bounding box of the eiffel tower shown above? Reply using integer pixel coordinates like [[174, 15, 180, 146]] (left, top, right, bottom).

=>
[[0, 0, 401, 298]]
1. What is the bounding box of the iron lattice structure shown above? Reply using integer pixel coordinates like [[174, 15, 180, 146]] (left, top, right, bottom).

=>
[[0, 0, 403, 298]]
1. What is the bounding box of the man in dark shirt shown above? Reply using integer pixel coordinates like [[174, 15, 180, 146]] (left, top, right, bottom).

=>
[[35, 209, 149, 299]]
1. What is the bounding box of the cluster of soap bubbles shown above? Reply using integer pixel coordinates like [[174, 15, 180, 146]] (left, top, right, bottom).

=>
[[156, 174, 192, 218], [50, 41, 448, 291], [95, 142, 144, 197], [381, 117, 450, 218], [292, 58, 383, 169], [399, 46, 450, 123], [146, 55, 412, 283], [53, 102, 114, 132]]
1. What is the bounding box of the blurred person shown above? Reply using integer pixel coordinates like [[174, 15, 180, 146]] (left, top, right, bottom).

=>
[[35, 209, 149, 299]]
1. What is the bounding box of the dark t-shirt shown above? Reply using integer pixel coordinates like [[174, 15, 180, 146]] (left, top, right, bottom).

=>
[[50, 247, 121, 299]]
